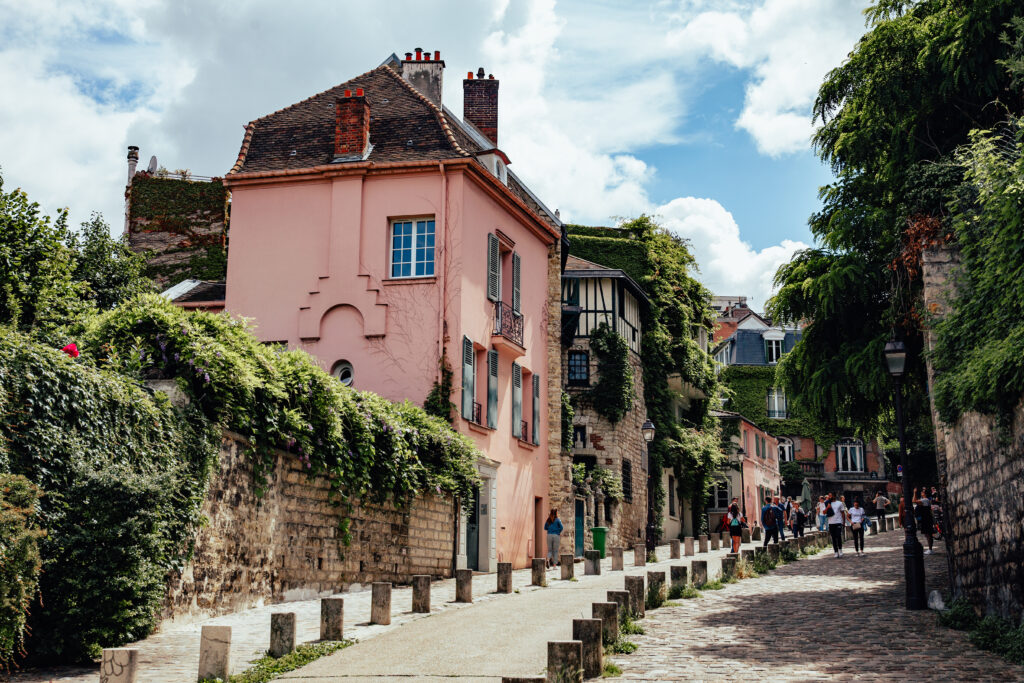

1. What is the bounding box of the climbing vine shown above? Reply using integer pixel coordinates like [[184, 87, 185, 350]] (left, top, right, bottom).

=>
[[588, 322, 633, 423], [424, 351, 455, 424], [560, 390, 574, 452]]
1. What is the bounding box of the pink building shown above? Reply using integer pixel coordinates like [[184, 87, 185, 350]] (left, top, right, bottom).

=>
[[709, 410, 781, 530], [223, 51, 563, 570]]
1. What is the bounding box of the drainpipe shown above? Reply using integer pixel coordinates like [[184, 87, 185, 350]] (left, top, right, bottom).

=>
[[437, 161, 447, 358]]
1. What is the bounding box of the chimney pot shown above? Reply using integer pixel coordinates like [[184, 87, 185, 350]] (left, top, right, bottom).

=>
[[424, 53, 431, 61], [489, 74, 494, 80], [467, 71, 473, 79], [355, 88, 364, 96], [344, 89, 352, 97], [415, 47, 423, 60], [477, 67, 485, 78], [434, 50, 440, 61], [405, 52, 413, 60]]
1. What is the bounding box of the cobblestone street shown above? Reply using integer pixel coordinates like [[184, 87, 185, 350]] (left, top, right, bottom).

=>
[[608, 530, 1024, 682]]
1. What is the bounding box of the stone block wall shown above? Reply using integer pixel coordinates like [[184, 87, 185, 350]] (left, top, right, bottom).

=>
[[163, 431, 455, 625], [547, 241, 575, 552]]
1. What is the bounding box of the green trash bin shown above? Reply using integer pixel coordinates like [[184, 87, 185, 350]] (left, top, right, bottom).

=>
[[591, 527, 608, 558]]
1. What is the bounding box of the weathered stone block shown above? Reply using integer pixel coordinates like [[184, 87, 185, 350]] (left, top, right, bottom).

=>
[[633, 543, 646, 566], [546, 641, 583, 683], [561, 554, 575, 580], [752, 526, 762, 541], [670, 564, 687, 589], [269, 612, 296, 658], [721, 557, 736, 579], [371, 582, 392, 625], [610, 546, 624, 570], [456, 568, 473, 602], [741, 549, 754, 563], [741, 528, 751, 544], [698, 535, 709, 553], [720, 530, 730, 544], [101, 648, 137, 683], [532, 558, 547, 586], [710, 535, 720, 551], [624, 575, 645, 618], [412, 575, 431, 613], [573, 618, 604, 679], [320, 598, 343, 640], [684, 537, 695, 556], [607, 590, 630, 623], [647, 571, 666, 605], [592, 602, 619, 645], [497, 562, 512, 593], [691, 560, 708, 587], [584, 550, 601, 576]]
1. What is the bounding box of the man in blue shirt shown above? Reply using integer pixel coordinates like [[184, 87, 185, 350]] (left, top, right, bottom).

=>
[[775, 496, 788, 541], [761, 498, 780, 547]]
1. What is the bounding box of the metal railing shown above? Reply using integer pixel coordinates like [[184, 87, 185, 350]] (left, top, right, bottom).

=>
[[519, 420, 529, 442], [472, 402, 483, 426], [767, 409, 788, 419], [799, 460, 824, 477], [493, 301, 524, 347]]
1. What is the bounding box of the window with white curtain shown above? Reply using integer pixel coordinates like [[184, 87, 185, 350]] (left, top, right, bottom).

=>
[[836, 439, 865, 472]]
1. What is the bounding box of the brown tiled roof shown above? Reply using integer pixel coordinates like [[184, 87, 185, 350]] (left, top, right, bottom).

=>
[[229, 65, 482, 174]]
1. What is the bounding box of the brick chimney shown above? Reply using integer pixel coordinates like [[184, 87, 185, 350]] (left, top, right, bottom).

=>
[[463, 67, 498, 146], [401, 48, 445, 106], [334, 88, 371, 160]]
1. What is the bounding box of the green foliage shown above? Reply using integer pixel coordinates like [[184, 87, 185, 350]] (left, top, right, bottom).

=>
[[645, 582, 665, 610], [560, 390, 574, 451], [591, 465, 623, 501], [752, 553, 777, 574], [608, 638, 637, 654], [571, 462, 587, 487], [779, 461, 804, 487], [231, 641, 353, 683], [938, 597, 979, 630], [931, 120, 1024, 427], [588, 323, 633, 423], [938, 598, 1024, 664], [699, 578, 724, 590], [734, 558, 759, 579], [0, 475, 44, 667], [602, 662, 624, 677], [66, 214, 152, 311], [423, 351, 455, 423], [620, 615, 644, 635], [0, 328, 217, 663], [780, 545, 799, 563], [78, 295, 482, 530]]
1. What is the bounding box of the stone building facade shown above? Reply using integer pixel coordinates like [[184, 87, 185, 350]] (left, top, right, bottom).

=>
[[921, 245, 1024, 623], [163, 431, 455, 625]]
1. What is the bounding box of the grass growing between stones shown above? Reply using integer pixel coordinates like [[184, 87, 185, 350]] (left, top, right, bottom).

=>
[[602, 662, 624, 677], [646, 551, 659, 563], [668, 584, 701, 600], [620, 614, 645, 635], [752, 554, 777, 575], [698, 579, 724, 590], [735, 559, 759, 579], [938, 598, 1024, 665], [200, 641, 354, 683], [780, 546, 800, 563], [607, 638, 638, 654], [645, 584, 666, 610]]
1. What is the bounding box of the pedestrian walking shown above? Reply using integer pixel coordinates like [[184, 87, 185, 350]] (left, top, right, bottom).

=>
[[544, 508, 563, 568], [913, 488, 936, 555], [728, 501, 744, 553], [791, 501, 806, 538], [872, 491, 889, 529], [816, 496, 828, 531], [761, 498, 779, 547], [849, 500, 867, 555], [774, 496, 787, 541], [826, 493, 848, 558]]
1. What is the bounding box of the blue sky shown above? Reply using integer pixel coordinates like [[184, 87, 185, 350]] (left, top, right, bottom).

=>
[[0, 0, 869, 308]]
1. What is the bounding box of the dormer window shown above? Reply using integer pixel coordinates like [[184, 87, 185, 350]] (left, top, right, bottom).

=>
[[762, 329, 786, 364], [479, 153, 508, 186]]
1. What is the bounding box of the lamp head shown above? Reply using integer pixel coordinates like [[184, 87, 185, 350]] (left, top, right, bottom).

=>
[[641, 419, 656, 443], [883, 339, 907, 377]]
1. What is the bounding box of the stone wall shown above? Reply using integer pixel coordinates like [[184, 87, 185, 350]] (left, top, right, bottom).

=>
[[547, 241, 575, 552], [922, 245, 1024, 623], [163, 431, 455, 625]]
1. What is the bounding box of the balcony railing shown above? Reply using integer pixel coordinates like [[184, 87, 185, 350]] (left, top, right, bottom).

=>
[[519, 420, 529, 442], [828, 470, 877, 481], [799, 460, 824, 477], [767, 409, 788, 419], [472, 402, 483, 426], [493, 301, 524, 348]]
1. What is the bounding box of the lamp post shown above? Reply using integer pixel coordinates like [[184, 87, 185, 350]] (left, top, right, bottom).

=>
[[884, 339, 927, 609], [642, 419, 657, 553]]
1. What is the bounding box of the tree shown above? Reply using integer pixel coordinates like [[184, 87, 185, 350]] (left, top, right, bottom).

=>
[[66, 214, 151, 311]]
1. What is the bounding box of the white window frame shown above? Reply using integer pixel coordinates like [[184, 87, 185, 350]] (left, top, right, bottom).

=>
[[767, 387, 787, 419], [836, 439, 865, 472], [389, 218, 436, 279], [706, 478, 730, 510], [778, 437, 794, 462], [765, 338, 783, 364]]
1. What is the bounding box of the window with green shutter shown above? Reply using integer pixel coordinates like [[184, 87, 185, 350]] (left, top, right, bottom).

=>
[[487, 233, 500, 302], [487, 349, 498, 429], [462, 336, 475, 420], [512, 362, 522, 438], [531, 373, 540, 445], [512, 252, 521, 313]]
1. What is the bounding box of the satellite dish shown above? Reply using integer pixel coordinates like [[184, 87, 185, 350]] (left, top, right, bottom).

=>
[[147, 156, 158, 173]]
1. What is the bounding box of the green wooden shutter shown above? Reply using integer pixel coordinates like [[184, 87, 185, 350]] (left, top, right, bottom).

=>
[[532, 373, 540, 445], [512, 252, 521, 313], [462, 337, 475, 420], [487, 350, 498, 429], [487, 233, 500, 302], [512, 362, 522, 438]]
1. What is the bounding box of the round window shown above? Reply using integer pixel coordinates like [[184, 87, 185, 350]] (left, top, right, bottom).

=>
[[331, 360, 354, 387]]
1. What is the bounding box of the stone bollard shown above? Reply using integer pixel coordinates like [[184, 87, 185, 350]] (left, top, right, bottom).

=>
[[698, 535, 709, 553], [752, 526, 762, 541], [371, 582, 392, 625], [100, 648, 138, 683], [691, 560, 708, 587], [684, 537, 695, 556], [412, 576, 431, 614], [633, 543, 646, 566], [888, 517, 895, 531], [320, 598, 344, 640], [721, 556, 736, 579], [741, 548, 754, 564], [710, 535, 720, 551], [456, 569, 473, 603], [198, 625, 231, 681], [670, 538, 681, 559], [720, 530, 730, 545], [573, 618, 604, 679], [497, 562, 513, 594], [592, 602, 619, 645], [607, 590, 630, 623], [532, 558, 547, 586], [767, 545, 780, 562], [503, 678, 545, 683], [869, 522, 878, 536], [562, 554, 576, 580], [741, 528, 751, 544], [624, 575, 646, 618], [270, 612, 296, 658], [670, 564, 688, 589], [547, 641, 583, 683], [584, 550, 601, 576], [647, 571, 666, 606], [611, 546, 624, 571]]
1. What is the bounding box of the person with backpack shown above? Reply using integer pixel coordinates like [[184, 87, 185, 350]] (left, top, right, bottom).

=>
[[773, 496, 787, 541], [849, 499, 867, 556], [791, 501, 807, 538], [826, 493, 848, 557], [728, 501, 744, 553], [761, 497, 779, 547]]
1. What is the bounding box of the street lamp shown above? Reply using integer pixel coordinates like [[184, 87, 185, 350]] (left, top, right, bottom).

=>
[[642, 419, 657, 553], [884, 339, 926, 610]]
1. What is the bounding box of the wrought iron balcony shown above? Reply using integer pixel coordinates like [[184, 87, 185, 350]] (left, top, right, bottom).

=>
[[493, 300, 524, 351], [472, 402, 483, 426], [767, 409, 788, 419]]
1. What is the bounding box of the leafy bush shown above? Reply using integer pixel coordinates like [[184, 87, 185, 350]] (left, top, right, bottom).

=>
[[938, 597, 980, 631], [608, 638, 637, 654], [588, 323, 634, 423], [0, 474, 44, 667], [619, 615, 644, 635], [781, 545, 800, 563], [735, 558, 759, 579], [560, 390, 574, 452], [590, 466, 623, 501], [752, 553, 776, 574], [700, 579, 724, 590], [937, 598, 1024, 665], [645, 583, 665, 610]]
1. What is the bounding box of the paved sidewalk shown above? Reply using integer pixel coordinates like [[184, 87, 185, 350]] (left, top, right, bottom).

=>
[[10, 542, 727, 682], [607, 531, 1024, 681]]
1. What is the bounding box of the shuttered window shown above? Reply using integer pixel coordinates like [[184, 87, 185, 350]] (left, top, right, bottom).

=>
[[461, 336, 475, 420], [512, 362, 522, 438], [487, 350, 498, 429], [531, 373, 540, 445], [512, 252, 521, 313], [487, 233, 501, 302]]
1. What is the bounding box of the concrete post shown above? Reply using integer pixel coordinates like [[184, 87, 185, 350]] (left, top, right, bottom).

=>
[[887, 517, 895, 531], [100, 648, 137, 683], [610, 546, 624, 571], [584, 550, 601, 576], [592, 602, 619, 645], [412, 576, 431, 613], [546, 641, 583, 683], [456, 569, 473, 602], [532, 558, 547, 586], [741, 528, 751, 544], [684, 537, 695, 556], [869, 522, 878, 536], [607, 590, 630, 623], [767, 545, 780, 562], [669, 539, 680, 559], [561, 554, 576, 579], [320, 598, 344, 640], [752, 526, 762, 541], [269, 612, 296, 658], [572, 618, 604, 679], [691, 560, 708, 587], [371, 582, 392, 625], [720, 530, 730, 545], [670, 564, 688, 589], [197, 625, 231, 681], [710, 535, 720, 551], [497, 562, 512, 593], [647, 571, 666, 606], [721, 556, 736, 579], [633, 543, 646, 566], [624, 575, 645, 618], [698, 535, 709, 553], [741, 549, 754, 563]]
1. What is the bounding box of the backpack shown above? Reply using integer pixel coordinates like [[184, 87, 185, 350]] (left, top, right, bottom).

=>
[[796, 508, 806, 524]]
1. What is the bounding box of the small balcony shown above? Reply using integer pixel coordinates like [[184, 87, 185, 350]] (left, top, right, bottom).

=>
[[767, 409, 788, 419], [492, 300, 525, 356], [799, 460, 824, 478], [518, 420, 529, 443], [826, 470, 882, 482], [472, 402, 483, 426]]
